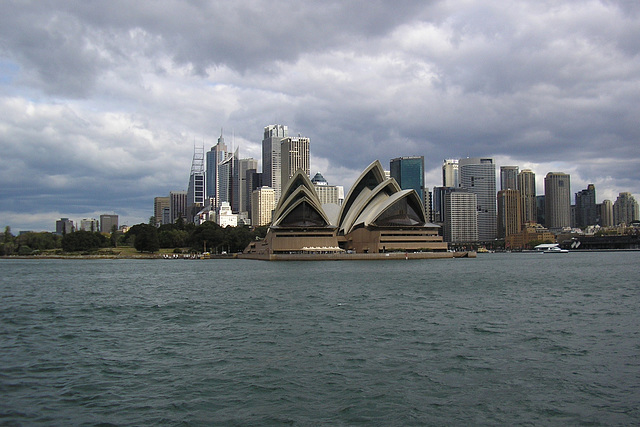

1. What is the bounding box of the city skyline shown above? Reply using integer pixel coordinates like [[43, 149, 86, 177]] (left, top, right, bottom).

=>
[[1, 1, 640, 231]]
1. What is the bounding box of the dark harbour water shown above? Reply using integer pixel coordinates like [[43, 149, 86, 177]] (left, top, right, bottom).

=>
[[1, 253, 639, 426]]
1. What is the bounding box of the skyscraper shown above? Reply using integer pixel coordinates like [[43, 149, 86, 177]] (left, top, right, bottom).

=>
[[206, 132, 230, 210], [443, 189, 478, 243], [251, 186, 276, 226], [544, 172, 571, 230], [613, 192, 639, 226], [459, 157, 497, 241], [442, 159, 459, 188], [390, 156, 425, 205], [187, 144, 205, 222], [311, 172, 344, 206], [517, 169, 536, 224], [575, 184, 596, 228], [154, 196, 170, 226], [56, 218, 74, 235], [238, 158, 258, 214], [500, 166, 519, 191], [281, 135, 310, 190], [169, 191, 187, 224], [262, 124, 288, 201], [218, 148, 239, 212], [497, 189, 522, 239], [100, 214, 118, 233], [598, 199, 613, 227]]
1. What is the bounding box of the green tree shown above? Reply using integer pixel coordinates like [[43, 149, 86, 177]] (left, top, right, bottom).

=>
[[134, 225, 160, 253], [62, 231, 106, 252]]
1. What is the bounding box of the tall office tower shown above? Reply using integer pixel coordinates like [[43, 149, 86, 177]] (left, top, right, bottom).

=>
[[238, 158, 258, 214], [169, 191, 187, 223], [251, 186, 276, 227], [390, 156, 425, 205], [80, 218, 99, 232], [424, 188, 433, 223], [281, 135, 310, 192], [245, 170, 262, 220], [613, 192, 639, 225], [497, 189, 522, 239], [56, 218, 74, 234], [536, 195, 545, 225], [442, 159, 459, 187], [154, 196, 170, 226], [187, 145, 206, 223], [575, 184, 597, 228], [100, 214, 118, 233], [206, 132, 231, 210], [459, 157, 497, 241], [500, 166, 519, 190], [218, 148, 239, 212], [443, 190, 478, 243], [598, 199, 613, 227], [517, 169, 536, 224], [311, 172, 345, 205], [544, 172, 571, 230], [262, 124, 288, 201]]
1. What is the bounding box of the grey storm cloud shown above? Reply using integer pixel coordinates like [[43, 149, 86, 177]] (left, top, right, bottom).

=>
[[1, 0, 639, 230]]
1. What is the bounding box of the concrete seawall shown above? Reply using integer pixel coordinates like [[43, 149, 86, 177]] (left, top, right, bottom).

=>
[[238, 251, 476, 261]]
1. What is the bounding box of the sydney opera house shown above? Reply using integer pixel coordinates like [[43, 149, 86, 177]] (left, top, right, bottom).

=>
[[242, 161, 455, 259]]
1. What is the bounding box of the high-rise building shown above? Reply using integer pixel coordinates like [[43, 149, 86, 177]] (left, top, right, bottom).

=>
[[311, 172, 344, 206], [100, 214, 118, 233], [80, 218, 99, 232], [497, 189, 522, 239], [613, 192, 639, 226], [245, 170, 262, 221], [218, 148, 239, 212], [281, 136, 310, 191], [442, 159, 459, 188], [598, 199, 613, 227], [154, 197, 170, 226], [169, 191, 187, 223], [500, 166, 519, 191], [390, 156, 425, 205], [443, 190, 478, 243], [424, 188, 432, 223], [238, 158, 258, 214], [262, 124, 288, 201], [186, 145, 205, 223], [575, 184, 597, 228], [544, 172, 571, 230], [459, 157, 497, 241], [206, 132, 231, 210], [517, 169, 536, 224], [251, 186, 276, 227], [56, 218, 74, 235], [536, 195, 546, 225]]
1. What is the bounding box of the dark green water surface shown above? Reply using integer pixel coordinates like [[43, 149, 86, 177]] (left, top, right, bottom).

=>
[[1, 252, 639, 425]]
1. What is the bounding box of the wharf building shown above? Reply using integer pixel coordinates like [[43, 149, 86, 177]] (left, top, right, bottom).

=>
[[544, 172, 571, 230], [505, 223, 556, 249], [244, 161, 447, 255], [459, 157, 497, 241]]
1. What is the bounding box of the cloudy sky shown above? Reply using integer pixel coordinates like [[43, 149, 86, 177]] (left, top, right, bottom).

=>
[[1, 0, 639, 231]]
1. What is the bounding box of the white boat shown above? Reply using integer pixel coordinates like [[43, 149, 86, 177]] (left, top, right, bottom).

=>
[[543, 246, 568, 253]]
